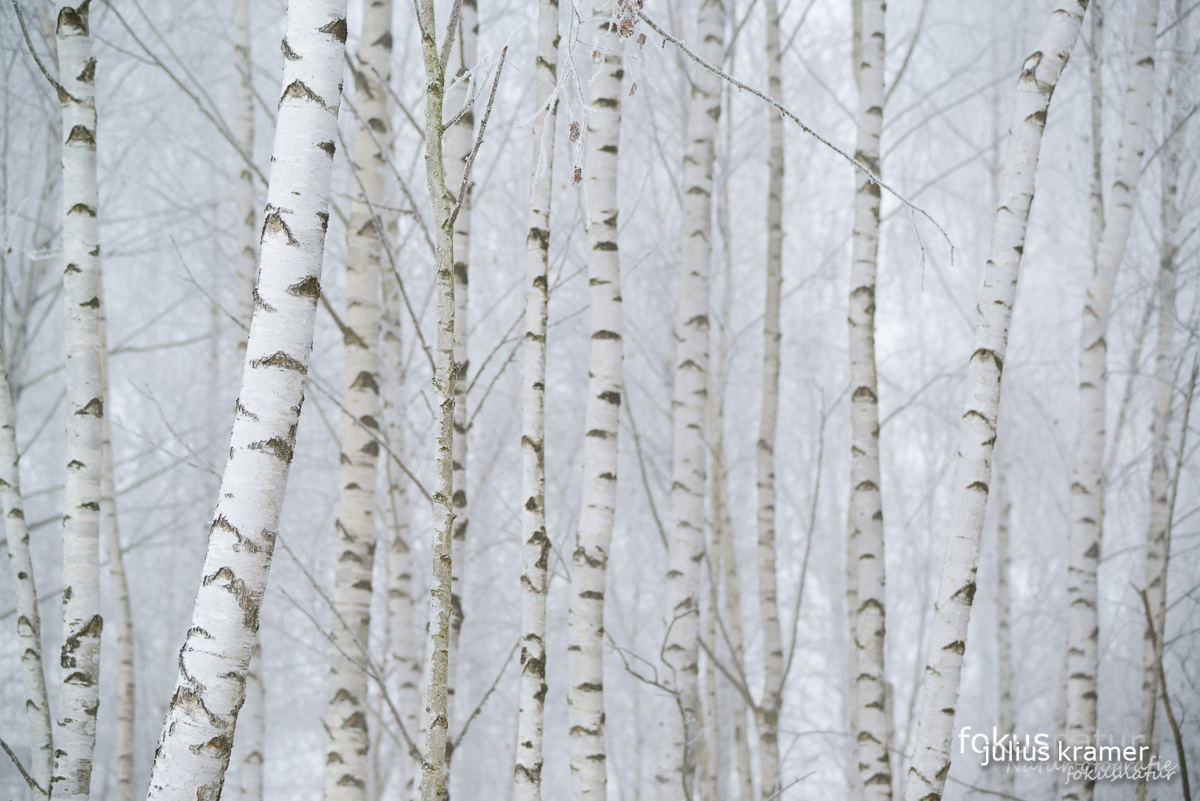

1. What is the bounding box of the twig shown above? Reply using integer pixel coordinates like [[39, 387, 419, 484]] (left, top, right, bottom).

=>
[[0, 734, 46, 798], [449, 46, 509, 229], [1136, 587, 1192, 801], [11, 0, 70, 101], [305, 372, 433, 504], [623, 391, 669, 550], [439, 0, 466, 71], [782, 395, 827, 685], [639, 10, 954, 260], [450, 638, 520, 752], [883, 0, 929, 106]]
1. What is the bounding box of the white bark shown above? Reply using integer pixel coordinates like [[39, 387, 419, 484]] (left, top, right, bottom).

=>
[[756, 0, 784, 794], [0, 346, 52, 801], [444, 0, 478, 732], [144, 2, 350, 797], [1138, 11, 1184, 797], [903, 4, 1088, 799], [567, 7, 629, 797], [513, 0, 559, 797], [655, 0, 723, 796], [324, 3, 392, 799], [848, 0, 891, 797], [235, 0, 257, 361], [1064, 3, 1158, 798], [713, 95, 753, 801], [416, 0, 458, 794], [238, 645, 266, 801], [101, 404, 136, 801], [382, 268, 420, 800], [55, 4, 106, 798]]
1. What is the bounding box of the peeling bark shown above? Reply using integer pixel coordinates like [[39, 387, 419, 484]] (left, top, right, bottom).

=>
[[654, 0, 723, 796], [55, 3, 106, 798], [903, 4, 1089, 799], [848, 0, 891, 797], [1064, 3, 1158, 798], [756, 0, 785, 794], [0, 346, 52, 801], [324, 3, 393, 800], [145, 2, 350, 797], [568, 6, 630, 797], [513, 0, 559, 797]]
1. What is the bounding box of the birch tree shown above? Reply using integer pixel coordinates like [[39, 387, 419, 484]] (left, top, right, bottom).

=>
[[383, 263, 420, 800], [847, 0, 891, 797], [54, 3, 106, 797], [445, 0, 478, 727], [513, 0, 560, 796], [415, 0, 459, 793], [324, 2, 392, 798], [1138, 10, 1186, 795], [1, 346, 52, 801], [235, 0, 257, 359], [654, 0, 723, 795], [144, 2, 351, 796], [567, 4, 630, 796], [1064, 4, 1158, 797], [99, 329, 136, 801], [903, 4, 1089, 799], [755, 0, 785, 794], [238, 645, 266, 801]]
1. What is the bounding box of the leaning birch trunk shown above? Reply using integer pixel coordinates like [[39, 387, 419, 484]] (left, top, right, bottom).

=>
[[416, 0, 458, 794], [567, 7, 628, 797], [755, 0, 785, 795], [235, 0, 257, 361], [902, 4, 1089, 799], [1138, 13, 1184, 797], [55, 4, 106, 798], [100, 406, 136, 801], [324, 3, 392, 799], [0, 347, 53, 801], [144, 2, 350, 797], [238, 645, 266, 801], [847, 0, 891, 797], [444, 0, 478, 735], [655, 0, 723, 796], [994, 462, 1016, 798], [513, 0, 559, 796], [1064, 4, 1158, 798]]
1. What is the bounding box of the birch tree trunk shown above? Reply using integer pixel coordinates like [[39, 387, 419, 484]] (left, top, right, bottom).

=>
[[1087, 0, 1103, 258], [238, 645, 266, 801], [847, 1, 891, 797], [0, 347, 52, 801], [324, 3, 392, 799], [994, 462, 1015, 798], [235, 0, 257, 361], [902, 4, 1089, 799], [144, 2, 350, 796], [755, 0, 785, 795], [101, 407, 136, 801], [513, 0, 559, 797], [567, 7, 629, 797], [55, 4, 106, 797], [416, 0, 458, 794], [1064, 4, 1158, 797], [444, 0, 478, 734], [383, 270, 420, 799], [1137, 12, 1184, 797], [655, 0, 723, 796]]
